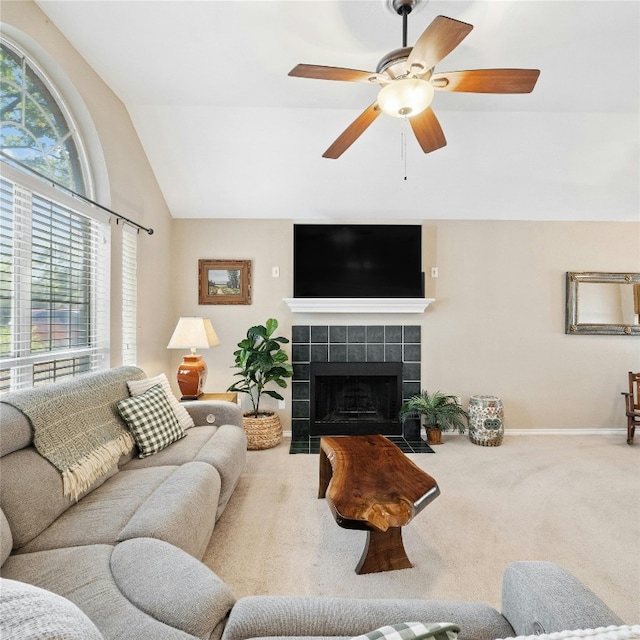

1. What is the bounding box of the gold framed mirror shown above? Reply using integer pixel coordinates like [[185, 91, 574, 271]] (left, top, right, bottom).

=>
[[565, 272, 640, 335]]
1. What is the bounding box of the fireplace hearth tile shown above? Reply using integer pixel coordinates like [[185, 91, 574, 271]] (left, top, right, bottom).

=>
[[404, 326, 421, 343], [292, 400, 310, 419], [292, 382, 309, 400], [292, 326, 310, 343], [329, 326, 347, 343], [384, 344, 402, 361], [366, 344, 384, 362], [288, 435, 434, 454], [292, 344, 310, 362], [293, 364, 309, 380], [329, 345, 347, 361], [403, 382, 421, 399], [310, 344, 328, 362], [347, 326, 366, 343], [385, 326, 402, 343], [404, 344, 421, 362], [366, 325, 384, 343], [311, 326, 328, 343], [403, 362, 421, 381], [347, 344, 366, 361]]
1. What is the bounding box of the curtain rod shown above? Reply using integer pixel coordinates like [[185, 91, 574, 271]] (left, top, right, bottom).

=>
[[0, 152, 154, 235]]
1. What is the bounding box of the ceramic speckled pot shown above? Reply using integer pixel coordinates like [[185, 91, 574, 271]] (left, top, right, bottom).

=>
[[468, 395, 504, 446]]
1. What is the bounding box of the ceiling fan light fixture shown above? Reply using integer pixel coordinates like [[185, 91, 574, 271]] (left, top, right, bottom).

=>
[[377, 78, 434, 118]]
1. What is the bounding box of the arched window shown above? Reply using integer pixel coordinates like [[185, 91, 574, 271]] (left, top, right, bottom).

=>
[[1, 40, 86, 193], [1, 38, 109, 391]]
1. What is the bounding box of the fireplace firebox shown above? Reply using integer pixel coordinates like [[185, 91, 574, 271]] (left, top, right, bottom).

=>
[[310, 362, 403, 436]]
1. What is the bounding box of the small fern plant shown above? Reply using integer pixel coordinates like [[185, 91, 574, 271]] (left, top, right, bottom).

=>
[[399, 390, 468, 433]]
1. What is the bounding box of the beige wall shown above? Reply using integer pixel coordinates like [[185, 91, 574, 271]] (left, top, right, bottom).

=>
[[2, 1, 174, 377], [171, 218, 640, 431]]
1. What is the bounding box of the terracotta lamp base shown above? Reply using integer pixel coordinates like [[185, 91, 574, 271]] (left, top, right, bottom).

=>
[[176, 354, 207, 400]]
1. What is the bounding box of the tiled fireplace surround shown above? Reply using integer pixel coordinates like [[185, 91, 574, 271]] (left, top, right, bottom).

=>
[[290, 324, 430, 453]]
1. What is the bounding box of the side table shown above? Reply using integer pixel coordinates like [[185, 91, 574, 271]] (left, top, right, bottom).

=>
[[197, 392, 238, 404]]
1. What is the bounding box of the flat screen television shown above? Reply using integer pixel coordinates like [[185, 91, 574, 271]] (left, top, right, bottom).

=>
[[293, 224, 423, 298]]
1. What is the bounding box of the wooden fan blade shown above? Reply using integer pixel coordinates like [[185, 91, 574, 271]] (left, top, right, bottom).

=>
[[289, 64, 380, 83], [431, 69, 540, 93], [407, 16, 473, 74], [409, 107, 447, 154], [323, 103, 381, 159]]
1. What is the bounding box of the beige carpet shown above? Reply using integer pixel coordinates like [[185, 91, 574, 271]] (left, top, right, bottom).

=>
[[203, 434, 640, 622]]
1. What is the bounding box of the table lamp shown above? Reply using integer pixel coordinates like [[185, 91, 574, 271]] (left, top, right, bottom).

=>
[[167, 317, 220, 400]]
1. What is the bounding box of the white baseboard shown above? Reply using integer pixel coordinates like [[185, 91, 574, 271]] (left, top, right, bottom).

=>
[[283, 429, 628, 438], [505, 428, 627, 436]]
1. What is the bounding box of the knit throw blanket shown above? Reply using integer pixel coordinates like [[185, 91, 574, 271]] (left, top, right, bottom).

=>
[[4, 371, 135, 500]]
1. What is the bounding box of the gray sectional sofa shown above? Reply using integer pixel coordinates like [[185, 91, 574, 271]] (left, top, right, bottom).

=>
[[0, 367, 628, 640], [0, 366, 246, 639]]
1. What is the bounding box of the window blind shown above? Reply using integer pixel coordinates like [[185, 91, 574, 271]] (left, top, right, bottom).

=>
[[0, 166, 110, 392], [121, 225, 137, 366]]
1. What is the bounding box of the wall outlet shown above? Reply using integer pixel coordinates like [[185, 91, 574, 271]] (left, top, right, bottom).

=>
[[272, 266, 280, 278], [431, 267, 439, 278], [278, 399, 285, 409]]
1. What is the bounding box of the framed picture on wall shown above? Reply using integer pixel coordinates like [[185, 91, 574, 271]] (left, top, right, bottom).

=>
[[198, 259, 252, 305]]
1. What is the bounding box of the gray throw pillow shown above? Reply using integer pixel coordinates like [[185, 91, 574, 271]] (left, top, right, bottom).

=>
[[0, 578, 103, 639]]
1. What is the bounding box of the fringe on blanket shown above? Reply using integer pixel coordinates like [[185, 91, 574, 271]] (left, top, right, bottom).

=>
[[62, 432, 135, 501]]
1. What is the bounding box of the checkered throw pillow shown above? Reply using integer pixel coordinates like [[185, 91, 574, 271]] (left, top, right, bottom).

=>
[[117, 384, 186, 457], [351, 623, 460, 640]]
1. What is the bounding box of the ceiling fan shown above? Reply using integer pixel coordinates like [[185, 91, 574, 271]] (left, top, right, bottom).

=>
[[288, 0, 540, 159]]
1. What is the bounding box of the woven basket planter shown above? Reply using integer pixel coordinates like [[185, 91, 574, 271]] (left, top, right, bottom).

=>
[[243, 412, 282, 450]]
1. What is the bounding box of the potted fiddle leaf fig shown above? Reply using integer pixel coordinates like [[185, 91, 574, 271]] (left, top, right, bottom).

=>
[[399, 390, 468, 445], [227, 318, 293, 450]]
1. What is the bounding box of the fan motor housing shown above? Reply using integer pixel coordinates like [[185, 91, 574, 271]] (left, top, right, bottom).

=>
[[376, 47, 433, 79], [376, 47, 412, 76]]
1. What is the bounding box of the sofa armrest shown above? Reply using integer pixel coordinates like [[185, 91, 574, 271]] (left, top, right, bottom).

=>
[[182, 400, 243, 429], [221, 595, 513, 640], [501, 561, 625, 636], [111, 538, 236, 640]]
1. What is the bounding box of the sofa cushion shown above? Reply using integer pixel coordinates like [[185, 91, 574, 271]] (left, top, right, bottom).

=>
[[16, 467, 176, 554], [1, 509, 13, 565], [1, 544, 213, 640], [117, 461, 221, 558], [111, 537, 235, 639], [122, 424, 247, 520], [352, 623, 460, 640], [117, 384, 186, 457], [0, 403, 32, 457], [127, 373, 195, 430], [0, 447, 118, 550], [0, 578, 103, 640]]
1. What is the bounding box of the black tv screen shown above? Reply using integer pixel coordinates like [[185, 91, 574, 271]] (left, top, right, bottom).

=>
[[293, 224, 423, 298]]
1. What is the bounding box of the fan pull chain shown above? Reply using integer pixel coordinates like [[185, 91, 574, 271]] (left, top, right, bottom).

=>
[[401, 118, 408, 180]]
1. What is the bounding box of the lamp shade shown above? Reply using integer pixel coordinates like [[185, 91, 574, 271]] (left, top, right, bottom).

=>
[[167, 317, 220, 350], [377, 78, 435, 118]]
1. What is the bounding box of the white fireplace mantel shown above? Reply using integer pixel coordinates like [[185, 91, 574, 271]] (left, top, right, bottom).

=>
[[283, 298, 435, 314]]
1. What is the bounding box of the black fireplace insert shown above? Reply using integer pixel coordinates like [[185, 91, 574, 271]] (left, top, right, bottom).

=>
[[310, 362, 403, 436]]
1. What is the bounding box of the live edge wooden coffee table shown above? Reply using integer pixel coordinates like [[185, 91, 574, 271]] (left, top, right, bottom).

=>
[[318, 434, 440, 574]]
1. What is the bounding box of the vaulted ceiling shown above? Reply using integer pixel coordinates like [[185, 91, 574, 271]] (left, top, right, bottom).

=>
[[35, 1, 640, 222]]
